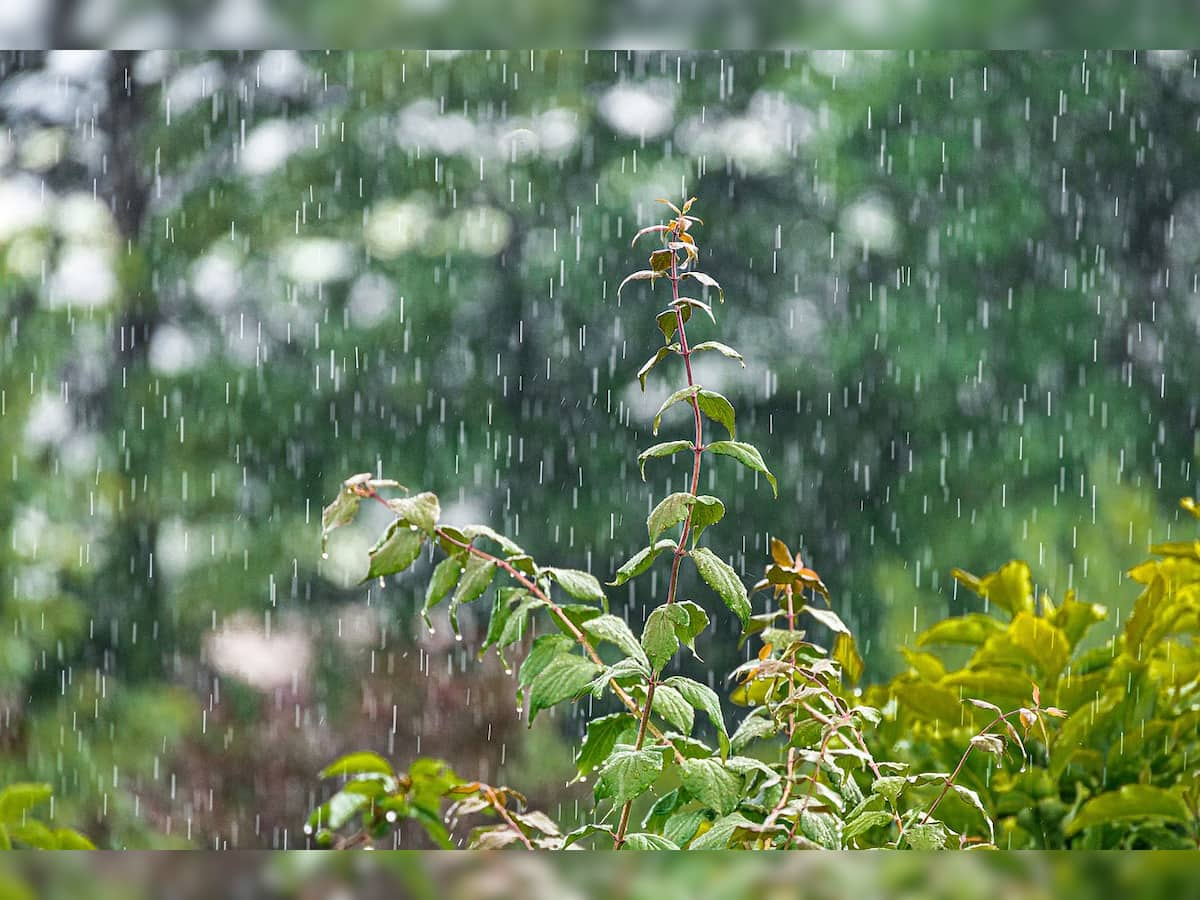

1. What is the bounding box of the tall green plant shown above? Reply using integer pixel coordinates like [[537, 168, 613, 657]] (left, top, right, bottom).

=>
[[308, 197, 1047, 851]]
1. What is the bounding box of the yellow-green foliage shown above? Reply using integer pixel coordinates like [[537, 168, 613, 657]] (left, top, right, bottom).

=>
[[872, 499, 1200, 848]]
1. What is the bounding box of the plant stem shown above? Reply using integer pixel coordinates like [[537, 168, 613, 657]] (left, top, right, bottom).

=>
[[664, 241, 705, 607], [918, 710, 1021, 829], [483, 786, 535, 850], [613, 675, 656, 848], [614, 226, 703, 848]]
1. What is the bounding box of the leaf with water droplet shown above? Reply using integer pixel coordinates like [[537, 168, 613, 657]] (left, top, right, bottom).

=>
[[690, 547, 750, 629], [364, 519, 425, 582], [705, 441, 776, 497]]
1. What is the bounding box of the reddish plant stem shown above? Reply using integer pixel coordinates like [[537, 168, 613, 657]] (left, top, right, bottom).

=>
[[664, 240, 705, 607], [918, 709, 1021, 829], [483, 786, 536, 850], [615, 228, 703, 849]]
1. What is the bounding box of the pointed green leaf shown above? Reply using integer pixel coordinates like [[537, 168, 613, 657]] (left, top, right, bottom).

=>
[[594, 746, 663, 804], [576, 712, 638, 778], [665, 676, 728, 757], [320, 752, 395, 780], [583, 614, 649, 667], [691, 341, 744, 366], [688, 495, 725, 544], [705, 440, 777, 497], [652, 385, 700, 435], [650, 683, 695, 733], [642, 605, 689, 672], [387, 491, 440, 534], [637, 345, 679, 391], [544, 567, 606, 604], [610, 539, 676, 586], [480, 587, 530, 656], [618, 269, 659, 298], [696, 390, 736, 440], [673, 297, 715, 324], [528, 653, 602, 722], [451, 554, 496, 607], [1065, 785, 1191, 836], [690, 547, 750, 628], [422, 554, 464, 626], [637, 441, 693, 479], [681, 270, 724, 301], [671, 599, 710, 656], [680, 758, 742, 816], [623, 833, 680, 850], [648, 492, 695, 543], [657, 303, 691, 343], [688, 812, 757, 849], [365, 520, 425, 581]]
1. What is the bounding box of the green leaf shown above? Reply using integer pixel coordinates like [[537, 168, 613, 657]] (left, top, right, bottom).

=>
[[457, 524, 525, 556], [833, 633, 865, 687], [637, 441, 693, 479], [642, 605, 688, 672], [387, 491, 440, 534], [576, 712, 638, 778], [518, 634, 576, 688], [671, 599, 710, 656], [528, 653, 602, 722], [1065, 785, 1191, 836], [53, 828, 96, 850], [688, 812, 757, 849], [365, 519, 425, 580], [665, 676, 728, 757], [0, 783, 52, 823], [705, 440, 776, 497], [663, 809, 709, 847], [952, 561, 1034, 618], [681, 270, 724, 301], [622, 832, 680, 850], [321, 481, 364, 551], [618, 269, 660, 298], [690, 547, 750, 628], [915, 613, 1005, 647], [673, 296, 716, 324], [690, 341, 744, 366], [696, 390, 736, 440], [583, 614, 649, 667], [637, 345, 678, 391], [544, 567, 606, 604], [679, 758, 741, 816], [489, 596, 545, 663], [610, 539, 676, 586], [657, 303, 690, 343], [595, 746, 663, 805], [653, 385, 700, 436], [688, 495, 725, 544], [804, 605, 850, 634], [451, 554, 496, 608], [320, 751, 395, 780], [650, 683, 695, 733], [904, 821, 948, 849], [310, 791, 370, 832], [648, 492, 695, 543], [842, 810, 895, 844], [422, 555, 464, 626]]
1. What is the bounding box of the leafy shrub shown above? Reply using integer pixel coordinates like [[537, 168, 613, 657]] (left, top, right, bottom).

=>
[[869, 497, 1200, 848]]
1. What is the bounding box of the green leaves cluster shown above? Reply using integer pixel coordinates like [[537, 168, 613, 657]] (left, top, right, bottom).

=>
[[0, 783, 94, 850], [871, 502, 1200, 849]]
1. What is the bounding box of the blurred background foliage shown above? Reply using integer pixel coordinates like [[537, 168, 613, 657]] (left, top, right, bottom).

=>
[[0, 50, 1196, 847], [2, 851, 1200, 897]]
